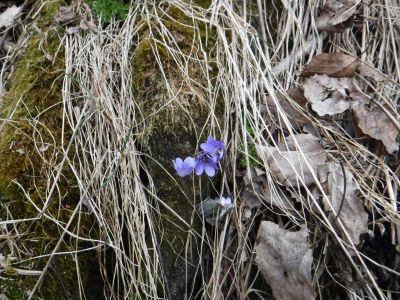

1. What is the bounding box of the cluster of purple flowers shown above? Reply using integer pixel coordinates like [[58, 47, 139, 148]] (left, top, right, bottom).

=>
[[173, 136, 224, 177]]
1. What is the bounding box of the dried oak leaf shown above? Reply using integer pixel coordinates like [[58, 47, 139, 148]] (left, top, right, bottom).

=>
[[301, 53, 386, 81], [263, 88, 309, 130], [357, 63, 387, 81], [241, 169, 294, 212], [351, 93, 399, 154], [316, 0, 358, 32], [322, 163, 368, 245], [256, 134, 326, 187], [281, 133, 322, 152], [303, 74, 353, 116], [301, 53, 358, 78], [255, 221, 315, 300]]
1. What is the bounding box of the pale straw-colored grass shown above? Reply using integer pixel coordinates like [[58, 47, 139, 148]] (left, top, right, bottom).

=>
[[0, 0, 398, 299]]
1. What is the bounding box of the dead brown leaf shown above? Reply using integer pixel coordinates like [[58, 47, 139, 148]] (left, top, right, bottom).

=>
[[280, 133, 322, 152], [300, 53, 386, 81], [357, 63, 387, 81], [351, 93, 399, 154], [241, 169, 294, 212], [303, 74, 353, 116], [263, 88, 309, 130], [256, 134, 326, 187], [255, 221, 315, 300], [316, 0, 358, 32], [54, 6, 77, 24], [300, 53, 358, 78], [321, 163, 368, 245]]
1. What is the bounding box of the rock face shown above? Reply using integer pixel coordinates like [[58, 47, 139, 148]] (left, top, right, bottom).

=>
[[0, 1, 103, 298], [0, 1, 222, 298], [132, 5, 222, 296]]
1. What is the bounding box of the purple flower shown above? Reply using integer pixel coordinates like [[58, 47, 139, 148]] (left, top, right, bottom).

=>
[[200, 136, 224, 161], [194, 152, 218, 177], [173, 157, 195, 177]]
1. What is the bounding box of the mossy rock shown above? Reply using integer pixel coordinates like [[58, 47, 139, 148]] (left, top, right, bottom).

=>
[[0, 1, 102, 298], [132, 3, 223, 298]]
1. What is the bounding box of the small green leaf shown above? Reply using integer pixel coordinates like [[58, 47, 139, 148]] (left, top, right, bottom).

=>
[[239, 144, 262, 168], [87, 0, 130, 22]]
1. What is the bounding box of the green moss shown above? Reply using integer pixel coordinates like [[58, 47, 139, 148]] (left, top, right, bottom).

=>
[[0, 1, 70, 201], [131, 3, 222, 198], [0, 1, 102, 298], [36, 0, 70, 27], [0, 278, 36, 299], [191, 0, 212, 9], [131, 3, 222, 298], [132, 5, 219, 142]]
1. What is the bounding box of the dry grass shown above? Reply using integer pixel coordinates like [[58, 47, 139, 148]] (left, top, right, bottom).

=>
[[0, 0, 399, 299]]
